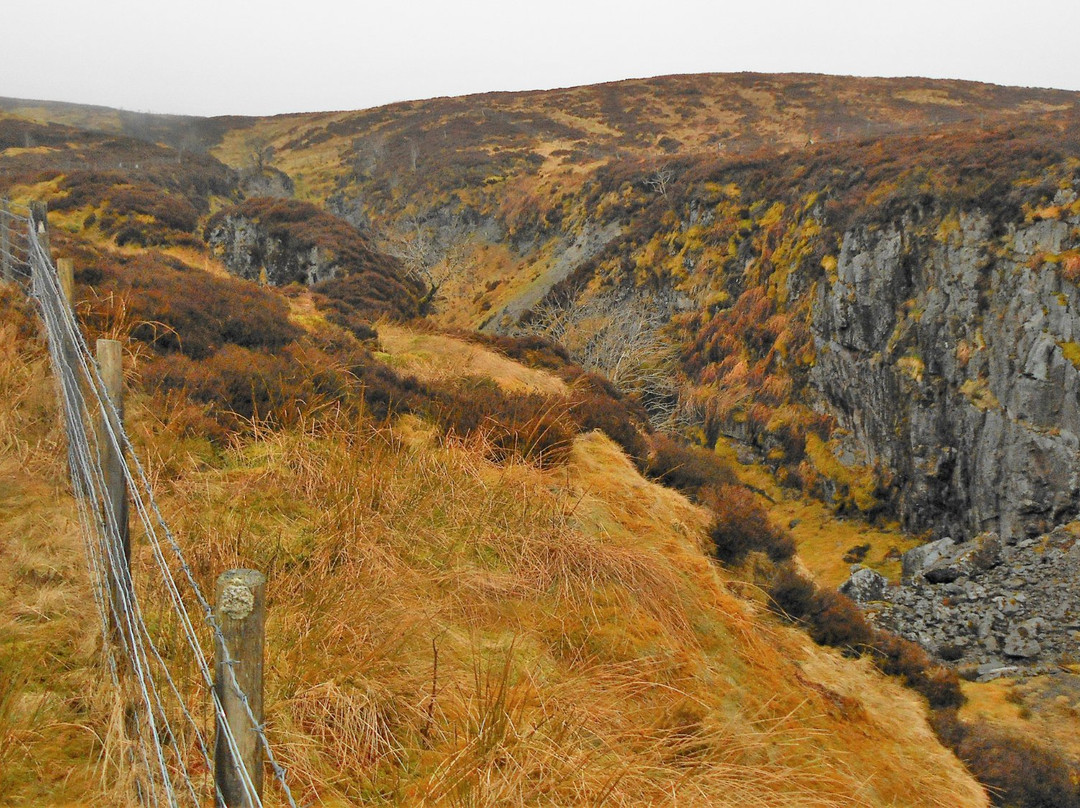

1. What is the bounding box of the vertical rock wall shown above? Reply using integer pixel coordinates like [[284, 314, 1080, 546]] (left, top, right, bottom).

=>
[[812, 204, 1080, 541]]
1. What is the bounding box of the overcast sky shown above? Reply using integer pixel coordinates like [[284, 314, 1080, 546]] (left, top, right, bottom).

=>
[[3, 0, 1080, 117]]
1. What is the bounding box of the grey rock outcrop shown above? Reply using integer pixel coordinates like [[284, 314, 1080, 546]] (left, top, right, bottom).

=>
[[811, 207, 1080, 542], [901, 538, 956, 579], [1002, 618, 1044, 658], [840, 567, 887, 602], [239, 167, 294, 199], [871, 527, 1080, 673], [206, 208, 340, 286], [487, 221, 622, 332]]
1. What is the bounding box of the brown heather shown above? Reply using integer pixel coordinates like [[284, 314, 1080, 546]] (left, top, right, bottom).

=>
[[11, 73, 1080, 806], [0, 285, 988, 807]]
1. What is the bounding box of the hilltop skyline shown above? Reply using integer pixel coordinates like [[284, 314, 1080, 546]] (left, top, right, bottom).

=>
[[2, 0, 1079, 117]]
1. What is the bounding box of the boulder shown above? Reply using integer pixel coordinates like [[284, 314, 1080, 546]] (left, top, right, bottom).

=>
[[840, 567, 887, 603], [924, 565, 963, 584], [1003, 624, 1042, 658], [975, 660, 1018, 682], [901, 538, 955, 580], [970, 532, 1004, 570]]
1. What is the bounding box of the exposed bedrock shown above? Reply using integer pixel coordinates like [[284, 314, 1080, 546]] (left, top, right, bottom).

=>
[[812, 204, 1080, 542]]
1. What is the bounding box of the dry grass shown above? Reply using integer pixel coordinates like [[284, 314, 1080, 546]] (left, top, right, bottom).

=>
[[713, 439, 920, 588], [961, 674, 1080, 764], [0, 284, 987, 807], [377, 323, 567, 396], [0, 285, 120, 804], [142, 418, 986, 807], [428, 242, 530, 332]]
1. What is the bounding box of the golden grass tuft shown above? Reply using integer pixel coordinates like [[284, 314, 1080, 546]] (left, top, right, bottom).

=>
[[0, 287, 987, 806], [377, 323, 568, 396], [0, 285, 131, 805]]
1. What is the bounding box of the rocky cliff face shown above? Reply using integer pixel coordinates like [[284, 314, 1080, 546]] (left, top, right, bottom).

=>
[[207, 210, 340, 286], [203, 198, 424, 322], [239, 166, 295, 199], [811, 200, 1080, 542]]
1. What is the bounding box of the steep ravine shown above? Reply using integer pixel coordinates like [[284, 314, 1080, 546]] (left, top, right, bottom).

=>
[[813, 202, 1080, 543]]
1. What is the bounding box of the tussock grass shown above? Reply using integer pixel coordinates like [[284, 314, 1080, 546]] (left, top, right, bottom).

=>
[[0, 288, 987, 807], [0, 285, 121, 804], [139, 413, 985, 807]]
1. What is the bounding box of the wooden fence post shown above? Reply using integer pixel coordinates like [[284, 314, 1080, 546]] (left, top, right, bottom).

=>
[[94, 337, 139, 783], [1, 200, 11, 283], [57, 257, 75, 308], [215, 569, 266, 808], [96, 339, 130, 614], [53, 257, 84, 492], [29, 201, 50, 259]]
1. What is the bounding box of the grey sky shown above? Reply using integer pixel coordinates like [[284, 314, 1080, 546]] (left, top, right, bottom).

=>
[[3, 0, 1079, 117]]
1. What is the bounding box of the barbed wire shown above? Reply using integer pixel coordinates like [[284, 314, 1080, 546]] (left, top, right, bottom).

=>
[[3, 206, 300, 808], [1, 201, 32, 282]]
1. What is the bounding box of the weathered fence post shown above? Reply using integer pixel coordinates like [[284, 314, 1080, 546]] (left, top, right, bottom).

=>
[[96, 339, 130, 616], [1, 199, 11, 283], [29, 201, 50, 259], [95, 337, 140, 787], [215, 569, 266, 807], [57, 257, 75, 308], [52, 254, 85, 492]]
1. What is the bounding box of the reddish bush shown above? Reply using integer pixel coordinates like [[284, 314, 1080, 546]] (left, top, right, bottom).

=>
[[143, 338, 428, 432], [147, 346, 305, 426], [0, 284, 40, 340], [351, 359, 426, 420], [870, 633, 963, 710], [767, 562, 818, 619], [50, 171, 126, 211], [109, 184, 199, 232], [705, 484, 795, 563], [564, 374, 650, 460], [464, 334, 656, 463], [50, 172, 202, 247], [312, 270, 420, 324], [569, 391, 650, 460], [466, 332, 574, 371], [77, 248, 300, 359], [429, 378, 575, 467], [932, 710, 1080, 808], [642, 435, 737, 500], [768, 564, 962, 707], [805, 589, 875, 652]]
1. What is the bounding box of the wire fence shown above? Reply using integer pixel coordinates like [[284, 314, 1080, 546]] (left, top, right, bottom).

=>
[[1, 201, 32, 283], [2, 201, 299, 808]]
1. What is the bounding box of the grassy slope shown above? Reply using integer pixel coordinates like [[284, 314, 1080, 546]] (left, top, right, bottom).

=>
[[959, 670, 1080, 772], [0, 287, 107, 803], [712, 439, 921, 588], [203, 73, 1080, 197], [13, 75, 1080, 803], [7, 74, 1077, 159], [8, 76, 1080, 337], [0, 280, 986, 806], [191, 75, 1080, 335]]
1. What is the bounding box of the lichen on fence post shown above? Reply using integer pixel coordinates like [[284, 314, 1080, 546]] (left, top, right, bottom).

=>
[[214, 569, 266, 807]]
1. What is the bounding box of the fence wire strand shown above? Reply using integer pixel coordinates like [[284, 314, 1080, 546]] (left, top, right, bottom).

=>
[[3, 202, 300, 808]]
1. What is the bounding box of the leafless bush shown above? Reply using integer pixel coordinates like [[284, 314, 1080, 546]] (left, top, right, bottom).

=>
[[382, 215, 474, 313], [519, 289, 684, 427]]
